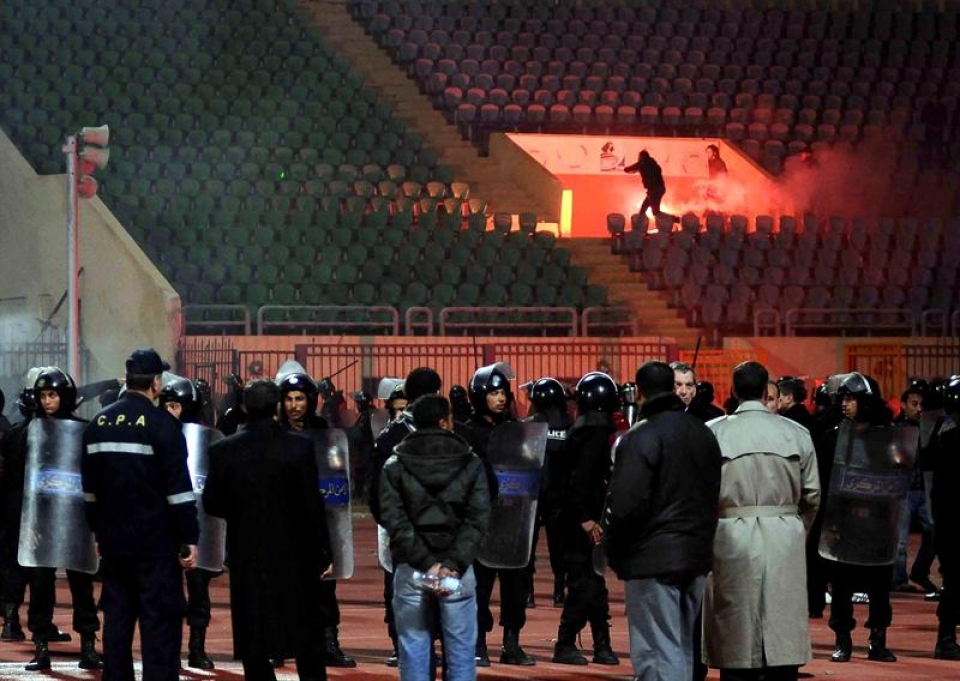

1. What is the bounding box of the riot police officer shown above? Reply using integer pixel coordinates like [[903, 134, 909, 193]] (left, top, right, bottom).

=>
[[462, 364, 535, 666], [552, 372, 619, 666], [2, 367, 102, 670], [823, 373, 898, 663], [524, 378, 572, 608], [929, 375, 960, 660], [277, 369, 354, 668], [158, 377, 218, 670]]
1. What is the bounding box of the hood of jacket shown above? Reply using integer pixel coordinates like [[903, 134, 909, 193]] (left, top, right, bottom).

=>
[[393, 427, 476, 491]]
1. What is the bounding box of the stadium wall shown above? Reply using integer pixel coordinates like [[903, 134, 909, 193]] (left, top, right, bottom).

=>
[[0, 130, 180, 382]]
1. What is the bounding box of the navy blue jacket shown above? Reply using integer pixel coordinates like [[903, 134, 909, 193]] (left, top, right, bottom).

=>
[[82, 392, 199, 557]]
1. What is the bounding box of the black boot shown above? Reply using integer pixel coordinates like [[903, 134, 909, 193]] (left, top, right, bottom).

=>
[[323, 626, 357, 668], [830, 631, 852, 662], [25, 640, 51, 671], [386, 633, 399, 667], [591, 623, 620, 665], [187, 626, 215, 670], [935, 623, 960, 660], [500, 628, 535, 665], [553, 576, 566, 607], [475, 631, 490, 667], [79, 633, 103, 670], [867, 627, 897, 662], [1, 603, 25, 642], [552, 622, 587, 665]]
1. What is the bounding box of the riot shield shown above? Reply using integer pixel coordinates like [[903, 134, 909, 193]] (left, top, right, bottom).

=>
[[377, 524, 393, 572], [478, 421, 547, 569], [370, 409, 389, 439], [184, 423, 226, 572], [818, 421, 917, 566], [920, 408, 943, 449], [19, 419, 98, 574], [296, 429, 353, 579]]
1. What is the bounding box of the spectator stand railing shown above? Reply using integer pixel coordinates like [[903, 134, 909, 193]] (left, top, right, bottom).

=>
[[581, 307, 639, 337], [182, 305, 253, 335], [920, 308, 948, 336], [784, 308, 917, 337], [753, 307, 782, 336], [256, 306, 401, 335], [953, 310, 960, 338], [438, 307, 579, 337], [404, 306, 434, 335]]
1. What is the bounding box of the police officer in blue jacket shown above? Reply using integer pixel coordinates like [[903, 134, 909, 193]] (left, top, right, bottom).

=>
[[81, 349, 199, 681]]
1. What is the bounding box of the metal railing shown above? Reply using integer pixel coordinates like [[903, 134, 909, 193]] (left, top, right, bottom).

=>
[[256, 306, 401, 335], [921, 309, 947, 336], [784, 308, 917, 337], [438, 307, 579, 336], [182, 305, 252, 335], [581, 307, 639, 336], [404, 307, 434, 335], [753, 307, 781, 336]]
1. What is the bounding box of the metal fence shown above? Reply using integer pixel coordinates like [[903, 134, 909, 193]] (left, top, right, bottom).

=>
[[179, 337, 679, 417], [845, 340, 960, 401]]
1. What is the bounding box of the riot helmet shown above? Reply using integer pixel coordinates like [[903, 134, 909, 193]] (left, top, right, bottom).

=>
[[836, 372, 890, 424], [529, 378, 569, 412], [354, 390, 373, 413], [943, 375, 960, 415], [317, 377, 336, 401], [468, 362, 515, 416], [575, 372, 620, 414], [158, 377, 202, 423], [449, 384, 472, 422], [386, 384, 408, 420], [692, 380, 717, 410], [33, 367, 78, 417], [278, 372, 319, 415]]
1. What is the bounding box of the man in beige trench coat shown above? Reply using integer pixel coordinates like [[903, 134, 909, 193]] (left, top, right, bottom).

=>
[[702, 361, 821, 681]]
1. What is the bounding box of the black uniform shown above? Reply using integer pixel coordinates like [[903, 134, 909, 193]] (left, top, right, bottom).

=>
[[461, 414, 531, 647], [929, 413, 960, 655], [0, 416, 99, 642], [82, 392, 199, 681], [556, 411, 614, 648]]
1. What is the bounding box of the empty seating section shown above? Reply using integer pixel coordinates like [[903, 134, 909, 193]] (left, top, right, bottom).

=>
[[351, 0, 959, 173], [0, 0, 604, 317], [616, 213, 959, 335]]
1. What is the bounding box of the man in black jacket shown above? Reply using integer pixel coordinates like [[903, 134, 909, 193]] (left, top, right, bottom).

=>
[[604, 360, 722, 681], [203, 379, 332, 681], [379, 395, 490, 681], [624, 150, 679, 226]]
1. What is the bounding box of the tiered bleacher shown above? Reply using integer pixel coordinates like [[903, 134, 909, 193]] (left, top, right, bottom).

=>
[[608, 212, 959, 337], [351, 0, 957, 175], [0, 0, 605, 332]]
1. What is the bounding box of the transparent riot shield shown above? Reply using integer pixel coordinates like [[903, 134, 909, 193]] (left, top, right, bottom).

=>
[[818, 421, 918, 566], [370, 409, 390, 439], [377, 524, 393, 572], [19, 419, 98, 574], [184, 423, 226, 572], [298, 429, 353, 579], [478, 421, 548, 569]]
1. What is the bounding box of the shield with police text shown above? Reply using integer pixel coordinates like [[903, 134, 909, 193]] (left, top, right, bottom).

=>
[[478, 421, 548, 569], [184, 423, 226, 572], [818, 420, 918, 566], [297, 429, 353, 579], [19, 419, 98, 574]]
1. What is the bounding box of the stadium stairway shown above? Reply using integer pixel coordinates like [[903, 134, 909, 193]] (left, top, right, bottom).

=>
[[300, 0, 554, 219], [570, 238, 705, 348]]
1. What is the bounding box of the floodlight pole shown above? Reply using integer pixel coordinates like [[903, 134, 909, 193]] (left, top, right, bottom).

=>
[[63, 134, 81, 383]]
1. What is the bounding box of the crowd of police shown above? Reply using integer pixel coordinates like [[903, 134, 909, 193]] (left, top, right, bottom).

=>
[[0, 350, 958, 680]]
